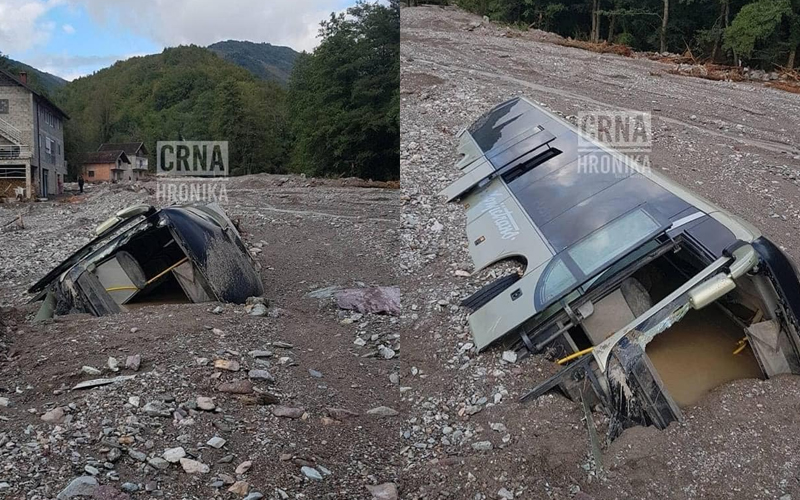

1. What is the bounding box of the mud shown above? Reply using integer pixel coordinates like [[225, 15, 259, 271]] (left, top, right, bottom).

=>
[[646, 306, 763, 407]]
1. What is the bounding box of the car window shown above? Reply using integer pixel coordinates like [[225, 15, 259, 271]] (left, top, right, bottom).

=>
[[568, 208, 660, 275], [540, 259, 577, 304]]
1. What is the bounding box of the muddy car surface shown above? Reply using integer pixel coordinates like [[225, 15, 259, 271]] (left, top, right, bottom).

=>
[[29, 202, 264, 318], [443, 97, 800, 434]]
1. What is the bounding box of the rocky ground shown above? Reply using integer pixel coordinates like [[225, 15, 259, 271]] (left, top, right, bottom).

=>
[[0, 174, 402, 499], [399, 5, 800, 500]]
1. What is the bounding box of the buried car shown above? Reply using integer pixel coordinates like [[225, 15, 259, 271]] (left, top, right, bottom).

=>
[[29, 202, 264, 318], [442, 97, 800, 436]]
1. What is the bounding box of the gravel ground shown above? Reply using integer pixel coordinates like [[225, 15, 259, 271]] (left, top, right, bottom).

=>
[[0, 174, 402, 499], [399, 5, 800, 500]]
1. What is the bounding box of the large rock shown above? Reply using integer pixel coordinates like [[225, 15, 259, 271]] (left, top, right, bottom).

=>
[[335, 286, 401, 316], [56, 476, 98, 499], [366, 406, 399, 417]]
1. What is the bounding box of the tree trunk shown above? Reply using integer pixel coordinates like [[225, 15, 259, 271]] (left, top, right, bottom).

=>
[[660, 0, 669, 53], [591, 0, 598, 42], [607, 11, 616, 42], [789, 47, 797, 69]]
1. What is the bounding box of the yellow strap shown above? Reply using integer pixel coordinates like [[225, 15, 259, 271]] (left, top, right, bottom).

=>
[[105, 256, 189, 293], [557, 346, 594, 365]]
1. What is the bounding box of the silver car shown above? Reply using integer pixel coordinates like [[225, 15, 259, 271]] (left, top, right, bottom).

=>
[[443, 97, 800, 433]]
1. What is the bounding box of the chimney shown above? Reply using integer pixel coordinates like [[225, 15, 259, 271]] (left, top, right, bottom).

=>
[[18, 71, 27, 84]]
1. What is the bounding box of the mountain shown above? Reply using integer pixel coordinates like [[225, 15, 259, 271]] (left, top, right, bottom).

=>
[[58, 45, 290, 177], [208, 40, 299, 84], [5, 58, 67, 97]]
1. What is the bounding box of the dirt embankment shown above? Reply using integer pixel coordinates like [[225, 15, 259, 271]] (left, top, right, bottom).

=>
[[399, 5, 800, 500], [0, 174, 403, 499]]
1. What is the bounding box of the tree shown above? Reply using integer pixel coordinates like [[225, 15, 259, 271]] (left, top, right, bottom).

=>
[[287, 0, 400, 181], [724, 0, 792, 64]]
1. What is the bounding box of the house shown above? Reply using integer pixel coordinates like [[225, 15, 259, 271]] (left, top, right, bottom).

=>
[[97, 142, 149, 181], [81, 150, 131, 182], [0, 69, 69, 199]]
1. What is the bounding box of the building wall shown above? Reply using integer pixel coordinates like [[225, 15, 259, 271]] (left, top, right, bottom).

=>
[[0, 74, 35, 148], [82, 163, 115, 182], [34, 99, 66, 195]]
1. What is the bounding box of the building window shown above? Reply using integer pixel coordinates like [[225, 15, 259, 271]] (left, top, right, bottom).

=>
[[0, 99, 8, 114], [45, 138, 52, 155], [88, 170, 95, 178]]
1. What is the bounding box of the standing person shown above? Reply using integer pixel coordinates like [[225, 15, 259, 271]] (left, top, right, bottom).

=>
[[78, 175, 85, 194]]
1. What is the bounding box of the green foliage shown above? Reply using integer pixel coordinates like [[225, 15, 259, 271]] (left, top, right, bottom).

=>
[[724, 0, 791, 59], [287, 0, 400, 181], [57, 46, 289, 179], [208, 40, 300, 84]]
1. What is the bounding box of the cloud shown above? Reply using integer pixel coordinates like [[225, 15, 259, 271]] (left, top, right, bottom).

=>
[[72, 0, 344, 51], [0, 0, 63, 53], [62, 23, 75, 34], [28, 52, 148, 80]]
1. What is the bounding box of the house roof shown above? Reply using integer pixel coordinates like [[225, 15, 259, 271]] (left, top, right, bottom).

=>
[[82, 150, 131, 164], [98, 142, 148, 156], [0, 68, 70, 120]]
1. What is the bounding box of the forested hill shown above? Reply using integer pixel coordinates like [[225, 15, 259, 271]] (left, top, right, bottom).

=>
[[208, 40, 299, 84], [58, 46, 288, 177], [0, 57, 67, 97], [453, 0, 800, 70]]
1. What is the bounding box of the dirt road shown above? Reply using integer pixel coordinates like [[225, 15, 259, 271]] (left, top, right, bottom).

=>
[[0, 175, 402, 499], [400, 5, 800, 500]]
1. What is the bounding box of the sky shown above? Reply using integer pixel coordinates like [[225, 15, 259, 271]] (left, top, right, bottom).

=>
[[0, 0, 351, 81]]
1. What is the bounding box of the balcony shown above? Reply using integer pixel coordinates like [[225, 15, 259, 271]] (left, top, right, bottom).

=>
[[0, 144, 32, 160]]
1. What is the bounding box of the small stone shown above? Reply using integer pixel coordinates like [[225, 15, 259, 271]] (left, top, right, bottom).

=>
[[142, 401, 173, 417], [163, 447, 186, 463], [301, 466, 323, 481], [367, 483, 399, 500], [498, 487, 514, 499], [179, 458, 209, 474], [147, 457, 170, 470], [120, 483, 139, 493], [354, 336, 367, 346], [501, 351, 517, 363], [228, 481, 249, 495], [235, 461, 253, 474], [128, 396, 140, 407], [196, 396, 215, 410], [378, 345, 396, 359], [273, 341, 293, 349], [212, 306, 224, 314], [272, 405, 305, 419], [218, 454, 235, 463], [84, 465, 100, 476], [490, 422, 508, 433], [218, 380, 253, 394], [243, 494, 264, 500], [472, 441, 493, 451], [326, 408, 358, 420], [207, 436, 226, 448], [107, 448, 122, 462], [81, 366, 101, 375], [128, 449, 147, 462], [308, 369, 323, 378], [248, 369, 275, 383], [214, 359, 240, 371], [389, 373, 399, 384], [125, 355, 141, 371], [41, 407, 65, 424], [108, 357, 120, 372], [248, 350, 273, 358], [249, 303, 269, 316], [145, 481, 158, 492], [56, 476, 99, 499], [366, 406, 398, 417]]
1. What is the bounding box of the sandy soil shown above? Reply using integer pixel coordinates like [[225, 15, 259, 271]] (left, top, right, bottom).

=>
[[399, 5, 800, 500]]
